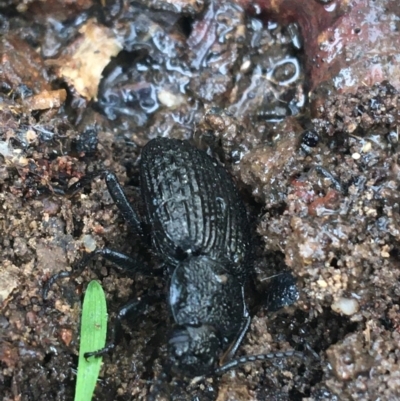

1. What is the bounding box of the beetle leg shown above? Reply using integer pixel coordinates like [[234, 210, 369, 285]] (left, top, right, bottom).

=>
[[67, 170, 143, 236], [219, 286, 251, 365], [84, 294, 161, 359], [43, 248, 157, 300], [262, 271, 299, 312], [102, 171, 143, 236], [88, 247, 153, 274], [219, 314, 251, 365], [147, 369, 172, 401]]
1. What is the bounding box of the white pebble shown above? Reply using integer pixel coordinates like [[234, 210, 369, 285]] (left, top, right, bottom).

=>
[[331, 297, 359, 316], [82, 234, 97, 252], [240, 59, 251, 72], [158, 90, 185, 108], [0, 141, 12, 157]]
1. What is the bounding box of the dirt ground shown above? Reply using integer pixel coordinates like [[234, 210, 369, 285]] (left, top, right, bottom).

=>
[[1, 1, 400, 400]]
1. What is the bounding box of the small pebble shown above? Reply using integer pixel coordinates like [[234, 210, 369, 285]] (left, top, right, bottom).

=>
[[240, 59, 251, 72], [331, 297, 359, 316], [82, 234, 97, 252], [158, 90, 185, 108]]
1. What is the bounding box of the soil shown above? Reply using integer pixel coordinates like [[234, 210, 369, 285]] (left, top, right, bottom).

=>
[[0, 1, 399, 401]]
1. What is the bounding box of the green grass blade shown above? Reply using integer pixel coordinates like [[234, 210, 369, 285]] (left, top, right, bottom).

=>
[[74, 280, 108, 401]]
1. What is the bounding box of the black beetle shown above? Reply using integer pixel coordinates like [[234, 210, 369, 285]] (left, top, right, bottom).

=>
[[44, 137, 301, 384]]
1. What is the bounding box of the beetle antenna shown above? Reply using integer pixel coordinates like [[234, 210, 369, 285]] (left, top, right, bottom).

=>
[[190, 349, 304, 386], [214, 349, 304, 376], [42, 271, 72, 300]]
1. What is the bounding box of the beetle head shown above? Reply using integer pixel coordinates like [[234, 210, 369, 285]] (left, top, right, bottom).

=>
[[167, 324, 221, 376]]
